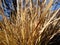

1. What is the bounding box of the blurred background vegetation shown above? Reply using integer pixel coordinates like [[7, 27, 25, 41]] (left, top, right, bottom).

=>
[[0, 0, 60, 20], [0, 0, 60, 45]]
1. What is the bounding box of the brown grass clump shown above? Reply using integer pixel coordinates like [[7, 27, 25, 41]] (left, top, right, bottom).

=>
[[0, 0, 60, 45]]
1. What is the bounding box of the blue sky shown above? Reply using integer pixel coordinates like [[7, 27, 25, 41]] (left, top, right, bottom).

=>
[[51, 4, 60, 11], [51, 1, 60, 11], [0, 15, 2, 20]]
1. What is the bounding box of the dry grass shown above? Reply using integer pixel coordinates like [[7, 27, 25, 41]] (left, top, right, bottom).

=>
[[0, 0, 60, 45]]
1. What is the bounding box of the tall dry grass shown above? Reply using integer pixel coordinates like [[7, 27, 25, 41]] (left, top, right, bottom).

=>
[[0, 0, 60, 45]]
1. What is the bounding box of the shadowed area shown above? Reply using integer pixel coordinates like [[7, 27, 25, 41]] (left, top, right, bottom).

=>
[[48, 33, 60, 45]]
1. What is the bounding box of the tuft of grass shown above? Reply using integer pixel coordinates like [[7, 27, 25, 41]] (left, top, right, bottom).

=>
[[0, 0, 60, 45]]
